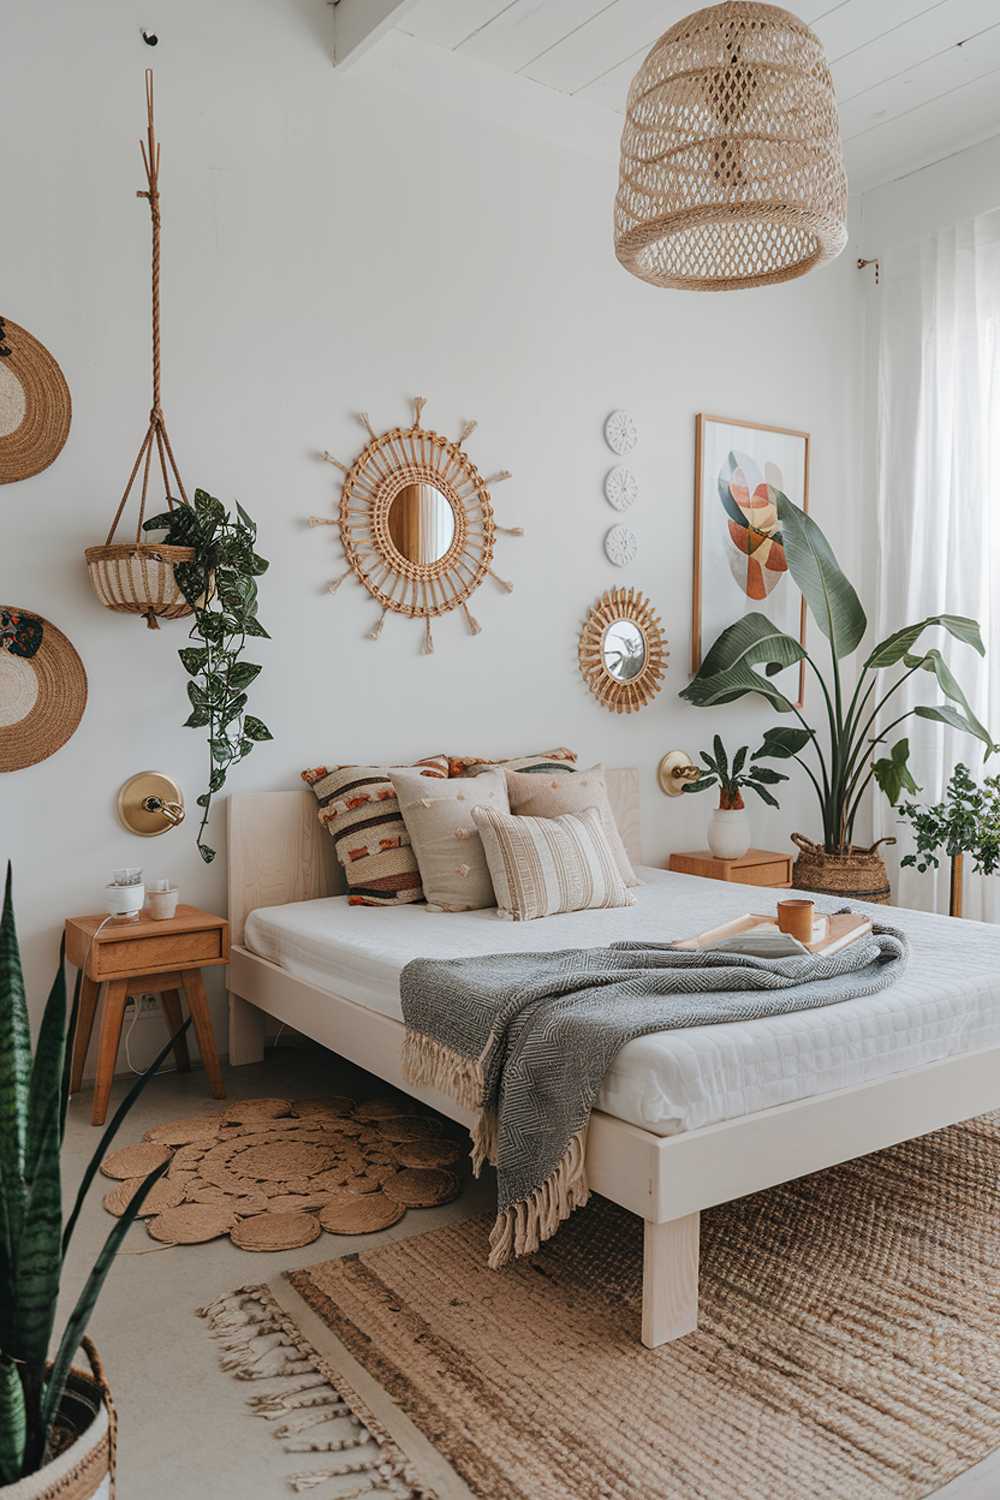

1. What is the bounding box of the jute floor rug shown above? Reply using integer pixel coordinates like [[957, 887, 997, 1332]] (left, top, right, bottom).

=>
[[200, 1113, 999, 1499], [100, 1094, 464, 1251]]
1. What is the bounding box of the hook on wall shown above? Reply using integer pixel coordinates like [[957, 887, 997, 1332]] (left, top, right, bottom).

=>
[[857, 256, 880, 286], [142, 28, 159, 46]]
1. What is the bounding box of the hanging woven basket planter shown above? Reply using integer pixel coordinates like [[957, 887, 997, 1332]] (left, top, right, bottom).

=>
[[85, 70, 194, 629]]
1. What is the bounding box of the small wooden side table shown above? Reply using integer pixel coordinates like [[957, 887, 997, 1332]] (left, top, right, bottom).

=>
[[667, 848, 793, 888], [65, 904, 229, 1125]]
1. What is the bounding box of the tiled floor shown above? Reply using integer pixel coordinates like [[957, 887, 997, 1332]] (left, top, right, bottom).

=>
[[61, 1049, 998, 1498]]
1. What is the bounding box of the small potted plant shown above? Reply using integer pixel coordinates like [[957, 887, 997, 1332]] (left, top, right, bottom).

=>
[[895, 763, 1000, 916], [683, 734, 787, 859], [0, 865, 185, 1496]]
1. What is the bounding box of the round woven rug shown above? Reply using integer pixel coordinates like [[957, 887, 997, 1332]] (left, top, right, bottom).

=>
[[0, 317, 72, 484], [100, 1095, 467, 1253]]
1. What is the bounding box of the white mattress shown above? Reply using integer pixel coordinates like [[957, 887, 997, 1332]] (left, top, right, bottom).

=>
[[243, 867, 1000, 1136]]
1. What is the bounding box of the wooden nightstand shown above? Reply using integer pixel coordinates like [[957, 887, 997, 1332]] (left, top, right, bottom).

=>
[[667, 848, 793, 888], [65, 905, 228, 1125]]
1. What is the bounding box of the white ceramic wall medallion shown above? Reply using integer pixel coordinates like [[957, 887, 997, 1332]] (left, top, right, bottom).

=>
[[604, 523, 638, 567], [604, 465, 638, 511], [604, 409, 638, 456]]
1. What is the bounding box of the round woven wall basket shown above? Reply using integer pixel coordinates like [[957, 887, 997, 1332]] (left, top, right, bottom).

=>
[[791, 834, 893, 904], [0, 606, 87, 772], [85, 542, 195, 627], [0, 317, 72, 483]]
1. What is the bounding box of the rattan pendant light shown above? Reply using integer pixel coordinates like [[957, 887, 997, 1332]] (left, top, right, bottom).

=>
[[614, 2, 847, 292], [86, 70, 194, 627]]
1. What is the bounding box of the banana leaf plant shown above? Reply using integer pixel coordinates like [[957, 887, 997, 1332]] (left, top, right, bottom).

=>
[[680, 495, 995, 852], [1, 865, 188, 1482]]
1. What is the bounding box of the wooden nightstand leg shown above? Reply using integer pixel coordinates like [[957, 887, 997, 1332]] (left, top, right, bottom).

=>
[[181, 969, 226, 1099], [70, 975, 100, 1094], [160, 989, 191, 1073], [92, 979, 130, 1126]]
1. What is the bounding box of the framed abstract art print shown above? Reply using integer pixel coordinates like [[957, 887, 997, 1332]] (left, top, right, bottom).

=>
[[692, 413, 810, 706]]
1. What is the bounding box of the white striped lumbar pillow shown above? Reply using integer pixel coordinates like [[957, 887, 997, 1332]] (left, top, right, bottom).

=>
[[471, 804, 635, 921]]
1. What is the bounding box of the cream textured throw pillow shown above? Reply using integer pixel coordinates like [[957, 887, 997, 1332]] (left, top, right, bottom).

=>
[[392, 766, 509, 912], [472, 804, 636, 921], [505, 763, 639, 886]]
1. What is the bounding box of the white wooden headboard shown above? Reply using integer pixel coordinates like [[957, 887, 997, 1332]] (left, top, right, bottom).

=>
[[227, 768, 641, 945]]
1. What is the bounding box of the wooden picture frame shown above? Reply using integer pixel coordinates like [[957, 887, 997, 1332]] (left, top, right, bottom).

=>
[[692, 413, 809, 708]]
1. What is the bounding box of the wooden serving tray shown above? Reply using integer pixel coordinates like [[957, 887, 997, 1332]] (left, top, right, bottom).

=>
[[676, 911, 873, 958]]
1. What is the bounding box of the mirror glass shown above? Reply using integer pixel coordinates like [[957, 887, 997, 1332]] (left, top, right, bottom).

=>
[[602, 620, 646, 682], [387, 482, 455, 565]]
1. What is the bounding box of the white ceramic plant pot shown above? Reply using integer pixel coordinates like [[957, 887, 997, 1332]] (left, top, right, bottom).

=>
[[708, 807, 751, 860], [104, 882, 145, 922]]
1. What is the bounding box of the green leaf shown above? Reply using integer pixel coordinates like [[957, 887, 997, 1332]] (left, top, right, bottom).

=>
[[243, 715, 273, 742], [60, 969, 81, 1144], [679, 661, 796, 712], [221, 694, 248, 727], [698, 612, 807, 679], [183, 707, 211, 729], [0, 1356, 26, 1484], [226, 661, 261, 694], [681, 777, 717, 795], [198, 842, 217, 865], [753, 726, 815, 760], [62, 1020, 192, 1260], [16, 1092, 62, 1379], [914, 704, 997, 759], [731, 746, 748, 778], [0, 863, 30, 1285], [248, 553, 269, 576], [195, 793, 210, 808], [864, 614, 985, 670], [745, 781, 780, 808], [194, 489, 227, 525], [186, 681, 208, 711], [43, 1160, 174, 1446], [244, 616, 270, 639], [906, 650, 994, 758], [872, 738, 921, 805], [210, 737, 232, 765], [178, 647, 208, 676], [775, 493, 866, 658], [746, 766, 788, 785], [234, 499, 257, 535], [712, 735, 729, 783], [174, 563, 209, 607], [25, 939, 67, 1182]]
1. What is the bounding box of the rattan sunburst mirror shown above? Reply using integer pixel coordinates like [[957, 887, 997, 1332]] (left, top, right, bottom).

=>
[[310, 397, 522, 652], [579, 587, 667, 714]]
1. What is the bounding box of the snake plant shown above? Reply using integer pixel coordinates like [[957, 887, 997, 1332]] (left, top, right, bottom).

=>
[[0, 865, 187, 1481], [680, 496, 995, 851]]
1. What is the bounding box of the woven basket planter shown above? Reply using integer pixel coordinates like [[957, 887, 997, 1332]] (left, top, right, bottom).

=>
[[85, 543, 194, 628], [791, 834, 893, 905], [3, 1342, 114, 1500]]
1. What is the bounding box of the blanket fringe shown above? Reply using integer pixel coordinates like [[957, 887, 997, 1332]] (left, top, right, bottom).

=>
[[488, 1128, 590, 1269], [198, 1286, 432, 1498], [401, 1030, 485, 1113]]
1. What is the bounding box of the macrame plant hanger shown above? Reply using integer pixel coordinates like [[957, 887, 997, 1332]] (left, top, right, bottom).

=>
[[85, 69, 195, 628]]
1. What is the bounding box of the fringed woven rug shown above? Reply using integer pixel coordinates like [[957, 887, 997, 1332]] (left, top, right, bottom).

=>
[[199, 1114, 999, 1499]]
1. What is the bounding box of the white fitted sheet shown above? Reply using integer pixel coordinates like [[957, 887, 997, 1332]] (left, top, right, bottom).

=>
[[243, 867, 1000, 1136]]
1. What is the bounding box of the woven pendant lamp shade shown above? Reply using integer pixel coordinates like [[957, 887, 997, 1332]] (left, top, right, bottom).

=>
[[614, 2, 847, 292]]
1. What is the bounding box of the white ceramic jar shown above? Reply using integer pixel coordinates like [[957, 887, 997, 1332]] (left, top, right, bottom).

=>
[[707, 807, 751, 860]]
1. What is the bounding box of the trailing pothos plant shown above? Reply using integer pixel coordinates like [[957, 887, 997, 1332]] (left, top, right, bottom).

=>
[[680, 495, 995, 853], [143, 490, 272, 863], [1, 865, 188, 1482]]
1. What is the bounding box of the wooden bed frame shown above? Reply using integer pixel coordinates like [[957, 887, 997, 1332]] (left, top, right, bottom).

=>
[[225, 772, 1000, 1348]]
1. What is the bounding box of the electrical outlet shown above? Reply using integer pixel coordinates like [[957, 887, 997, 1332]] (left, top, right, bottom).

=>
[[126, 993, 161, 1015]]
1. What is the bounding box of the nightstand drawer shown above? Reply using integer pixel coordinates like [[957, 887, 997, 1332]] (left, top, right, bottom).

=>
[[728, 860, 792, 887], [92, 927, 225, 978]]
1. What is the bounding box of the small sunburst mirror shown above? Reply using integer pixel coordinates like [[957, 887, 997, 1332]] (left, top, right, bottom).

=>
[[579, 587, 667, 714]]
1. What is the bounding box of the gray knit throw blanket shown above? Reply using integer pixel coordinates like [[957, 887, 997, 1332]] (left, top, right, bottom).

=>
[[401, 919, 908, 1268]]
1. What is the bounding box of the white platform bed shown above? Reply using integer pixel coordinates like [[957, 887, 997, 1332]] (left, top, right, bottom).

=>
[[226, 773, 1000, 1348]]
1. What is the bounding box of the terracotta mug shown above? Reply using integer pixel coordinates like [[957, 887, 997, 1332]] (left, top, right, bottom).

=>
[[777, 898, 814, 944]]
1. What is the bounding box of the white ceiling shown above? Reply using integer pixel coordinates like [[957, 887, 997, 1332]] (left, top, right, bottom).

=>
[[388, 0, 1000, 191]]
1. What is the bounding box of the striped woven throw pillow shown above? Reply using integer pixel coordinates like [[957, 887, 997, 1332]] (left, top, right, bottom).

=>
[[448, 747, 576, 778], [301, 756, 449, 906], [472, 804, 635, 921]]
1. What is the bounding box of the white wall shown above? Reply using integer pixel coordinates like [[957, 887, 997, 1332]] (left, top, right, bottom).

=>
[[2, 0, 863, 1056]]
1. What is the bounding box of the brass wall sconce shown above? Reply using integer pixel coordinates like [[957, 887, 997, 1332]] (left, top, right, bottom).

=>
[[657, 750, 700, 797], [118, 771, 185, 836]]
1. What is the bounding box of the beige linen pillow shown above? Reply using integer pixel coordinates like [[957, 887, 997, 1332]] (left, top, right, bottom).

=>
[[472, 804, 636, 921], [392, 766, 509, 912], [505, 763, 638, 886]]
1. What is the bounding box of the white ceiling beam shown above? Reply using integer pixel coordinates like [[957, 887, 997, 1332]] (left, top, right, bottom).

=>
[[332, 0, 420, 67]]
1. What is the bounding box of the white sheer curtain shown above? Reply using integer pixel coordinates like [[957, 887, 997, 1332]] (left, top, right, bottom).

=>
[[873, 211, 1000, 919]]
